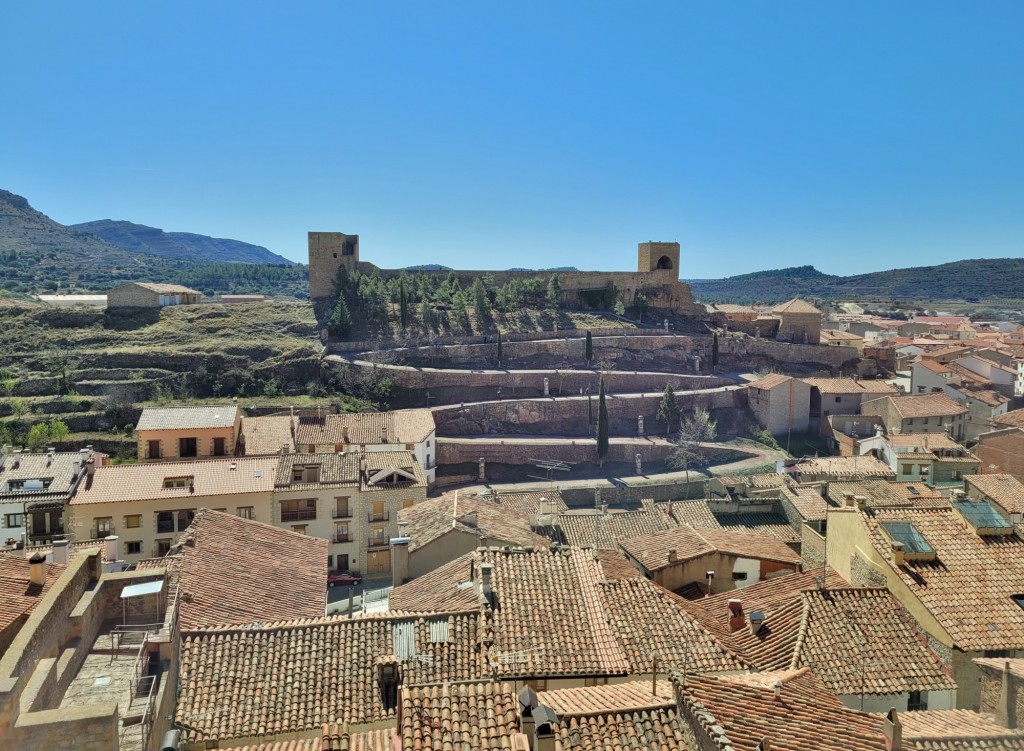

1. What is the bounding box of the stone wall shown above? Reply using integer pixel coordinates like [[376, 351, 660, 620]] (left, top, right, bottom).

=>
[[719, 337, 858, 370], [800, 524, 826, 572]]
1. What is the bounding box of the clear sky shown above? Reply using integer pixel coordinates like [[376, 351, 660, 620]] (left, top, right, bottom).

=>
[[2, 2, 1023, 277]]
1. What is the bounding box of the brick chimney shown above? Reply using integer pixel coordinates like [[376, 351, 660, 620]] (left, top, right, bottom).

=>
[[727, 599, 744, 632]]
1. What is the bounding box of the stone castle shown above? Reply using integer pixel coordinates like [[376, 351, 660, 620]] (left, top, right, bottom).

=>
[[308, 231, 704, 314]]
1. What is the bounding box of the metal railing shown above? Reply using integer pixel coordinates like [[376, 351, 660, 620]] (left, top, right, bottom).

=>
[[367, 511, 390, 522], [333, 534, 351, 543], [282, 510, 317, 522]]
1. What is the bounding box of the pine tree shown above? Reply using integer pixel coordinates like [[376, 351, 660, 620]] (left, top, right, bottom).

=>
[[546, 274, 561, 309], [585, 330, 593, 365], [328, 295, 352, 338], [419, 298, 434, 331], [472, 278, 490, 324], [597, 376, 609, 467], [656, 384, 681, 436], [712, 332, 720, 372]]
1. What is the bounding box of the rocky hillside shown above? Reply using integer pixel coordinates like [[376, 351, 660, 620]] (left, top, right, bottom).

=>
[[72, 219, 294, 265]]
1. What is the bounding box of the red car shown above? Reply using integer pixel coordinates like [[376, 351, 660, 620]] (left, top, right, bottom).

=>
[[328, 571, 363, 587]]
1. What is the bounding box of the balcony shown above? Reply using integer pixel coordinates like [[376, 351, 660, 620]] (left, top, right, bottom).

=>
[[157, 521, 174, 534], [367, 511, 390, 523], [282, 510, 317, 522], [332, 508, 352, 520], [367, 535, 390, 549], [93, 525, 115, 539], [333, 534, 351, 544]]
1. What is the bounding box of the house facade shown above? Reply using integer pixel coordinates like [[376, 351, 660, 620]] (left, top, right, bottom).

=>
[[747, 374, 810, 437], [135, 406, 241, 462], [106, 282, 202, 309]]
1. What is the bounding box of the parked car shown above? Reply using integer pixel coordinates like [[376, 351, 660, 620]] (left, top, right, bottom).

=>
[[328, 570, 363, 587]]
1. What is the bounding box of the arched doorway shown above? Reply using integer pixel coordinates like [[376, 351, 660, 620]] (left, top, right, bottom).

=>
[[656, 255, 673, 270]]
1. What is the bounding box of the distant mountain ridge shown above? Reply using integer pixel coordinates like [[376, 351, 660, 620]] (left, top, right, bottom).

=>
[[688, 260, 1024, 303], [0, 189, 306, 296], [71, 219, 294, 265]]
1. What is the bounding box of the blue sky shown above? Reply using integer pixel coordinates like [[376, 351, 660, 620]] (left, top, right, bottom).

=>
[[2, 2, 1023, 277]]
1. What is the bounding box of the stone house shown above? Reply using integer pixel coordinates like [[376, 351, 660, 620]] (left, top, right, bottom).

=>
[[827, 501, 1024, 709], [861, 393, 968, 441], [771, 298, 822, 345], [747, 373, 810, 437], [135, 405, 241, 462], [274, 451, 426, 576], [801, 377, 897, 429], [106, 281, 202, 309], [820, 328, 865, 354]]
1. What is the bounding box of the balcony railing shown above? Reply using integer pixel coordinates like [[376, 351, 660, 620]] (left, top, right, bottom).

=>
[[282, 510, 317, 522], [332, 508, 352, 519], [333, 534, 351, 544], [367, 536, 390, 548], [367, 511, 390, 523], [93, 525, 115, 538]]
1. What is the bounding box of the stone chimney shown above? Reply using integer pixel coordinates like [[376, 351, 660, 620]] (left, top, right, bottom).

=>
[[727, 599, 744, 632], [996, 661, 1017, 730], [883, 708, 902, 751], [52, 538, 69, 566], [28, 552, 47, 586]]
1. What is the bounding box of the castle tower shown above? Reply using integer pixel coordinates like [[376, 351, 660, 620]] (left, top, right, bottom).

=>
[[637, 242, 680, 276], [308, 232, 359, 299]]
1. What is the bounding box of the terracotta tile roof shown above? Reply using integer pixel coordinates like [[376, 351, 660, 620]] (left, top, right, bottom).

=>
[[361, 451, 427, 490], [900, 709, 1024, 749], [0, 555, 65, 636], [70, 456, 278, 505], [398, 491, 538, 553], [680, 668, 886, 751], [750, 373, 794, 390], [820, 329, 863, 342], [826, 479, 945, 509], [665, 500, 801, 543], [864, 506, 1024, 651], [995, 410, 1024, 428], [595, 549, 645, 580], [0, 448, 93, 505], [801, 377, 896, 395], [620, 524, 800, 572], [967, 474, 1024, 514], [294, 410, 435, 447], [716, 472, 791, 489], [131, 282, 202, 294], [400, 681, 519, 751], [795, 455, 896, 479], [231, 740, 322, 751], [176, 612, 486, 743], [780, 485, 829, 522], [771, 298, 821, 315], [874, 393, 969, 419], [136, 405, 238, 431], [599, 578, 747, 675], [889, 432, 965, 450], [485, 489, 568, 516], [239, 415, 295, 455], [555, 508, 674, 549], [481, 548, 630, 678], [918, 359, 954, 374], [173, 509, 328, 631], [388, 553, 482, 613], [974, 656, 1024, 680], [344, 728, 393, 751], [539, 681, 689, 751], [968, 388, 1010, 408]]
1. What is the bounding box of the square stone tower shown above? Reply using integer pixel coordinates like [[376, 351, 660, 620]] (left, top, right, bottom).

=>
[[309, 232, 359, 300], [637, 242, 680, 275]]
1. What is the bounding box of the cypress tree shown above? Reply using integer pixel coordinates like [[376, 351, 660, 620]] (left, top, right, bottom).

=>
[[656, 384, 681, 436], [597, 376, 609, 467], [496, 330, 503, 367], [712, 332, 720, 371], [585, 330, 593, 365], [399, 278, 408, 330]]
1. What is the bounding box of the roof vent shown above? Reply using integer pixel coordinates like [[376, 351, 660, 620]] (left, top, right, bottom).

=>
[[229, 462, 237, 471]]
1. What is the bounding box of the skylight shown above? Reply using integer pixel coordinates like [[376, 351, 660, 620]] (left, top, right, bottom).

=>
[[954, 500, 1014, 536], [881, 521, 935, 557]]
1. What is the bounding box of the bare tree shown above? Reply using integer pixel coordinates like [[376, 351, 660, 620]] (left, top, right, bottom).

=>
[[669, 407, 718, 497]]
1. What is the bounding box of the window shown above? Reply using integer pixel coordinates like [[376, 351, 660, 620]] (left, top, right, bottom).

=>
[[179, 437, 198, 458], [157, 511, 174, 534], [732, 571, 748, 581], [125, 515, 142, 529], [369, 500, 388, 522], [402, 499, 415, 509], [334, 497, 351, 518], [4, 513, 22, 528], [902, 464, 913, 475], [334, 524, 350, 543], [177, 509, 194, 531], [148, 440, 161, 459], [835, 396, 842, 403], [368, 525, 388, 547], [281, 498, 316, 522], [237, 506, 254, 520], [292, 525, 307, 535], [923, 418, 929, 425], [163, 476, 193, 489], [156, 539, 172, 557], [907, 690, 927, 711], [213, 437, 226, 456], [95, 517, 113, 535], [126, 541, 142, 555]]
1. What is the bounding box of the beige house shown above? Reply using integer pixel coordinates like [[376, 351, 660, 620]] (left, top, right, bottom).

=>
[[135, 405, 241, 462], [273, 451, 427, 576], [67, 456, 278, 562], [861, 392, 968, 441], [747, 373, 810, 437], [107, 282, 202, 309], [771, 298, 822, 345], [820, 328, 865, 354]]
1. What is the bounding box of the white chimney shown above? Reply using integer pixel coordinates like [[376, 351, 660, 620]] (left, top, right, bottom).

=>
[[52, 539, 69, 566], [29, 552, 47, 586]]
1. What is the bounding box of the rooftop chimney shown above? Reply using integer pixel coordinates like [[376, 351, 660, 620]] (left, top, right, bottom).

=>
[[86, 458, 95, 477], [772, 679, 783, 702], [883, 708, 902, 751], [667, 549, 678, 563], [749, 610, 766, 635], [52, 539, 69, 566], [532, 705, 558, 751], [891, 541, 905, 567], [843, 492, 856, 508], [727, 599, 745, 632], [29, 552, 47, 586], [104, 535, 119, 563], [996, 661, 1017, 730]]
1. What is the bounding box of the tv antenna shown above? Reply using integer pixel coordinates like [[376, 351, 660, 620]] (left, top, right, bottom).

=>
[[527, 458, 572, 484]]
